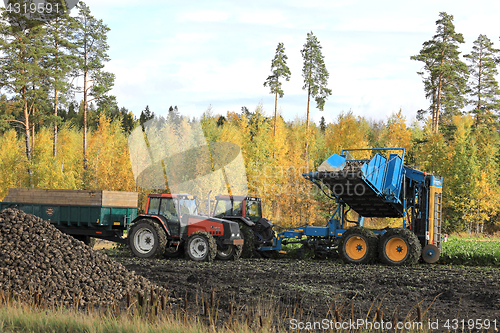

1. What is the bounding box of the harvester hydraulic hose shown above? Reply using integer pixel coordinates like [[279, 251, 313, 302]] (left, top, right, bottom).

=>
[[310, 178, 337, 201]]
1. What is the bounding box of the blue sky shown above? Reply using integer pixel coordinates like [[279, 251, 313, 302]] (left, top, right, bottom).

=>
[[78, 0, 500, 125]]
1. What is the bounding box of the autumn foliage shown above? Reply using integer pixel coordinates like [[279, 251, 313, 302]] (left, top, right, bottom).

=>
[[0, 106, 499, 234]]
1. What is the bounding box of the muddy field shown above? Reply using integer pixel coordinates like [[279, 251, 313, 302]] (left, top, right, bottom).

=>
[[110, 252, 500, 324]]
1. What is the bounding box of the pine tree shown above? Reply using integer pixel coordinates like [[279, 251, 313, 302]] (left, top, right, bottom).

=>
[[301, 31, 332, 130], [464, 34, 500, 126], [411, 12, 468, 133], [263, 42, 291, 137], [0, 4, 48, 173], [301, 31, 331, 169], [319, 116, 326, 132], [42, 9, 78, 157], [139, 105, 154, 127], [72, 2, 115, 169]]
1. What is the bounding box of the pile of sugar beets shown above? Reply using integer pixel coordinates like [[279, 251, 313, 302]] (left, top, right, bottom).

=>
[[0, 208, 164, 308]]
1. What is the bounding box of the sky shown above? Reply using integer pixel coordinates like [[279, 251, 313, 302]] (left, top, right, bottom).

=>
[[68, 1, 500, 125]]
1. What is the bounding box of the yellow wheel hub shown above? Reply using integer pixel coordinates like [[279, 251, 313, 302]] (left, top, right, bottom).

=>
[[345, 236, 367, 260], [385, 237, 408, 262]]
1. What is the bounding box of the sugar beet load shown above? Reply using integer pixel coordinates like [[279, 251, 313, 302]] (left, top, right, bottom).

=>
[[257, 148, 444, 265]]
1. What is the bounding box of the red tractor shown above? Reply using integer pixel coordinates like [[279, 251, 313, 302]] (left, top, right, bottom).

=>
[[212, 195, 275, 258], [128, 193, 243, 261]]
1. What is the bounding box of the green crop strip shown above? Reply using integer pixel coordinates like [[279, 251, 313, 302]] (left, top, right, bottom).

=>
[[440, 238, 500, 266]]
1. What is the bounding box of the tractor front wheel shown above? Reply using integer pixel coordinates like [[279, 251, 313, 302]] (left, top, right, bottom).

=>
[[378, 228, 421, 266], [185, 231, 217, 262], [339, 227, 378, 264]]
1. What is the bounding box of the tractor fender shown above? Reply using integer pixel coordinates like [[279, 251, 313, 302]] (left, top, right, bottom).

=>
[[257, 217, 273, 229], [131, 214, 170, 236]]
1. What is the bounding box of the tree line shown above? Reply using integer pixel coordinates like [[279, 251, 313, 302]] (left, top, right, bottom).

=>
[[1, 5, 499, 233]]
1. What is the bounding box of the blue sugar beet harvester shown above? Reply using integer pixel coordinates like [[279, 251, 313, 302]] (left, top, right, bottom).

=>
[[258, 148, 443, 265]]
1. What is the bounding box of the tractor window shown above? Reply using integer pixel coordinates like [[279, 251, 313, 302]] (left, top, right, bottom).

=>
[[246, 201, 261, 222], [214, 200, 231, 218], [160, 198, 179, 222], [233, 201, 243, 216], [147, 198, 160, 215], [179, 199, 198, 216]]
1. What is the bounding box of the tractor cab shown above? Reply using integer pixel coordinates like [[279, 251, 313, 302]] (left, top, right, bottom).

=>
[[146, 193, 198, 236], [213, 195, 262, 223]]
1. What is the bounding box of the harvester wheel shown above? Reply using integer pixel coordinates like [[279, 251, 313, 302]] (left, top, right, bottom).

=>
[[239, 223, 257, 258], [216, 244, 243, 261], [422, 244, 440, 264], [339, 227, 378, 264], [128, 219, 167, 259], [379, 228, 421, 266], [185, 231, 217, 262]]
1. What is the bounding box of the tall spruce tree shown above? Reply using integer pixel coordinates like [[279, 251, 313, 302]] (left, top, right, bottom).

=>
[[72, 2, 115, 169], [464, 34, 500, 126], [264, 42, 291, 137], [0, 4, 48, 172], [411, 12, 468, 133]]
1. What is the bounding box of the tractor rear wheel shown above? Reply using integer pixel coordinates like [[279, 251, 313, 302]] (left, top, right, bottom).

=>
[[339, 227, 378, 264], [128, 219, 167, 259], [239, 223, 257, 258], [378, 228, 421, 266], [216, 244, 243, 260], [185, 231, 217, 262]]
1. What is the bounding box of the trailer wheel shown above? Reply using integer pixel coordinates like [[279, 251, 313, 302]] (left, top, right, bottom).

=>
[[379, 228, 421, 266], [128, 219, 167, 259], [216, 244, 243, 261], [339, 227, 378, 264], [185, 231, 217, 262]]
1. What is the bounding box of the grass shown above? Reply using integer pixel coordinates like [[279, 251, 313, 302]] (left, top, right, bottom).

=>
[[0, 286, 442, 333], [0, 301, 204, 333]]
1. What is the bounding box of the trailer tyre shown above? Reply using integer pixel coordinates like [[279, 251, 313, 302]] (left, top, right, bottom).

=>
[[339, 227, 378, 264], [215, 244, 243, 261], [185, 231, 217, 262], [128, 219, 167, 259], [379, 228, 421, 266]]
